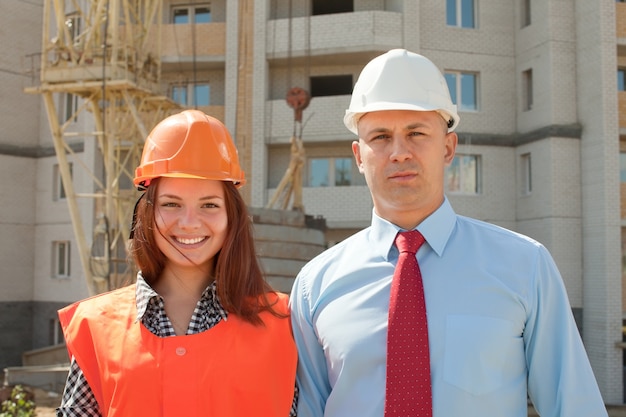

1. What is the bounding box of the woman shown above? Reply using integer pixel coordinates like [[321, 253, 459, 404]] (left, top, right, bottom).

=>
[[56, 110, 297, 416]]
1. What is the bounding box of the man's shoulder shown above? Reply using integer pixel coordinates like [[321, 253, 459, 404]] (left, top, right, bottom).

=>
[[456, 214, 543, 249]]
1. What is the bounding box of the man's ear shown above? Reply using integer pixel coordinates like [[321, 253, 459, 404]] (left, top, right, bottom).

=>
[[352, 140, 364, 173], [444, 132, 458, 165]]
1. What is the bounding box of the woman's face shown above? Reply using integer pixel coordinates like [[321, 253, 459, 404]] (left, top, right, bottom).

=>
[[153, 177, 228, 273]]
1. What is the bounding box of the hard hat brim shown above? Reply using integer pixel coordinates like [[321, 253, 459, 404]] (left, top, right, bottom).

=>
[[133, 172, 246, 191], [344, 104, 459, 135]]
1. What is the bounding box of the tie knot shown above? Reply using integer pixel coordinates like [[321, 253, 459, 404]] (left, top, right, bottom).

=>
[[395, 230, 425, 254]]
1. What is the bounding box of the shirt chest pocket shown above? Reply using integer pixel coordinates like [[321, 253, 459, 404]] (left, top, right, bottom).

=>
[[443, 315, 524, 396]]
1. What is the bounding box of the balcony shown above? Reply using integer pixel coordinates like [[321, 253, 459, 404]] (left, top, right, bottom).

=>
[[266, 95, 352, 144], [267, 11, 402, 66], [161, 22, 226, 70], [617, 91, 626, 129], [266, 185, 372, 228], [618, 2, 626, 40]]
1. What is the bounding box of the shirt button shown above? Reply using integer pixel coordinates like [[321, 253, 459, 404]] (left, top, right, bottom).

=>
[[175, 347, 186, 356]]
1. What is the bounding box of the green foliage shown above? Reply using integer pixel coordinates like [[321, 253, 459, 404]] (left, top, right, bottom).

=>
[[0, 385, 36, 417]]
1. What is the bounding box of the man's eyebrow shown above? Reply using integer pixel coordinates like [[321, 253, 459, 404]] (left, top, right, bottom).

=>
[[405, 122, 432, 130]]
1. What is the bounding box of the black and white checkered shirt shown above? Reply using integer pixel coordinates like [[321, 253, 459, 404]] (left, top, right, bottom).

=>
[[56, 274, 298, 416]]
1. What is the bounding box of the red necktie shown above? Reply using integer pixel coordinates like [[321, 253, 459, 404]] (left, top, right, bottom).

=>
[[384, 230, 432, 417]]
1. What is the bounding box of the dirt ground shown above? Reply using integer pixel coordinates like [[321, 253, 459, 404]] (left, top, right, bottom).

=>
[[34, 390, 60, 416], [36, 406, 56, 417]]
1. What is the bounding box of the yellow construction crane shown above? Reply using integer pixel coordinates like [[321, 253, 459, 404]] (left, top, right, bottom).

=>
[[266, 87, 311, 212], [265, 0, 313, 213], [25, 0, 179, 295]]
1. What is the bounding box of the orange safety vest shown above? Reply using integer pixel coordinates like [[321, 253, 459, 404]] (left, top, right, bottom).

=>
[[58, 285, 297, 417]]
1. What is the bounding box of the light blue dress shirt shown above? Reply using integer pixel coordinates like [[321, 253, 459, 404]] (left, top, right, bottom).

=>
[[290, 198, 607, 417]]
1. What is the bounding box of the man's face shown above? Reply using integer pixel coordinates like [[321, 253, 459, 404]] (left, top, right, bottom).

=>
[[352, 110, 457, 230]]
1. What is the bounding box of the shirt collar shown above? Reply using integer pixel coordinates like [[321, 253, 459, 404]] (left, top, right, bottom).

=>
[[418, 197, 457, 257], [134, 272, 227, 323], [370, 197, 457, 261]]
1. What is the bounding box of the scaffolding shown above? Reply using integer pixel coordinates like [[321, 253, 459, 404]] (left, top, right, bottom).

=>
[[25, 0, 179, 295]]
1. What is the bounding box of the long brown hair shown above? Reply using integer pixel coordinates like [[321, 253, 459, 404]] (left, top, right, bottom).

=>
[[129, 177, 283, 325]]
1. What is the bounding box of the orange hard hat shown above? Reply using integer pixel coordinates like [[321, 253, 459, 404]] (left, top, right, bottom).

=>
[[133, 110, 246, 190]]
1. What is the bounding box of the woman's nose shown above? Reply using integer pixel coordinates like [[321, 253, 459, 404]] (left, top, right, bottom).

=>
[[179, 207, 201, 229]]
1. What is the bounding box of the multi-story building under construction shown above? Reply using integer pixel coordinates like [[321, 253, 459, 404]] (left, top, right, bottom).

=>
[[1, 0, 624, 405]]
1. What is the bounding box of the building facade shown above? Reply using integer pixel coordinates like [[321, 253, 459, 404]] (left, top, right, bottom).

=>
[[1, 0, 623, 404]]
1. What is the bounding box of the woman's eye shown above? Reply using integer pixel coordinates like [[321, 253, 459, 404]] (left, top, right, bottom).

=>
[[202, 202, 219, 209]]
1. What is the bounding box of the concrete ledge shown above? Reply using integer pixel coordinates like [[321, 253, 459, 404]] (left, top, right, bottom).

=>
[[250, 207, 306, 227], [265, 276, 296, 294], [4, 364, 69, 394], [22, 344, 68, 367], [257, 240, 324, 261], [260, 257, 307, 277], [254, 223, 325, 245]]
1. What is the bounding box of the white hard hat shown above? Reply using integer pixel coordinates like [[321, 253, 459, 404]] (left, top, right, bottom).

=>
[[344, 49, 460, 134]]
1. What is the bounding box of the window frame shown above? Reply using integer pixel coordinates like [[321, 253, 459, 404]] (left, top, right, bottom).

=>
[[310, 75, 353, 97], [522, 68, 533, 111], [307, 156, 355, 187], [170, 82, 211, 107], [445, 153, 481, 195], [172, 4, 212, 24], [53, 162, 73, 201], [444, 70, 479, 112], [52, 240, 71, 278], [446, 0, 477, 29], [520, 152, 532, 196], [312, 0, 354, 16], [115, 147, 136, 191], [60, 93, 78, 123], [65, 12, 81, 41], [49, 318, 64, 345], [619, 68, 626, 92], [521, 0, 531, 27]]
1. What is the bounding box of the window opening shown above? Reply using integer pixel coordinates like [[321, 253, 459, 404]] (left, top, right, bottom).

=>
[[310, 75, 353, 97], [446, 0, 476, 28], [522, 69, 533, 111], [312, 0, 353, 16], [445, 71, 478, 111], [520, 153, 532, 195], [52, 241, 71, 278], [446, 154, 480, 194]]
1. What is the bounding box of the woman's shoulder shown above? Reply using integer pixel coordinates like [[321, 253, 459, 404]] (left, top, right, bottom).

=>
[[60, 284, 137, 320], [263, 291, 290, 313]]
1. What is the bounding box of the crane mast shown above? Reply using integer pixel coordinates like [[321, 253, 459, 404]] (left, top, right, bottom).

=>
[[26, 0, 179, 295]]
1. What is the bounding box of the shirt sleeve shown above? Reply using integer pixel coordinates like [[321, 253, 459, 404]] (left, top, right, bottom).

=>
[[56, 357, 102, 417], [289, 272, 331, 417], [524, 245, 608, 417]]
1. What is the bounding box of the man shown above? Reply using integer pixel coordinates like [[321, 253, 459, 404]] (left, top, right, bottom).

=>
[[289, 49, 607, 417]]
